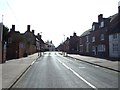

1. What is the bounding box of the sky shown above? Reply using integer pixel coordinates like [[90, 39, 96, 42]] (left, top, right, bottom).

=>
[[0, 0, 120, 47]]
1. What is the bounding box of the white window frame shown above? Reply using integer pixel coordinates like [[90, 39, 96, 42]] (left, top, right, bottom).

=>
[[79, 45, 83, 52], [98, 45, 105, 52], [86, 43, 89, 52], [92, 46, 95, 52], [101, 34, 104, 40], [80, 38, 82, 44], [113, 33, 117, 39], [113, 43, 118, 52], [86, 36, 89, 42], [92, 36, 95, 42], [92, 25, 95, 31], [100, 21, 104, 28]]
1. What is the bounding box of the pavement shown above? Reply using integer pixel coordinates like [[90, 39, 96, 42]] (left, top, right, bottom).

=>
[[0, 51, 119, 89], [66, 53, 120, 72], [1, 53, 40, 89]]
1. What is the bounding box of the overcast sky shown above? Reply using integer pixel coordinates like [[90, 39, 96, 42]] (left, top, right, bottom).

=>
[[0, 0, 120, 47]]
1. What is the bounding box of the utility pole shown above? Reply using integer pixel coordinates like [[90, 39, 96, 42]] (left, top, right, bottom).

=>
[[0, 15, 3, 63]]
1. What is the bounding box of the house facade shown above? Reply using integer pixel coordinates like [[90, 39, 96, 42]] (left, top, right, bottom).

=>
[[6, 25, 21, 60], [58, 3, 120, 60], [109, 6, 120, 59], [79, 14, 111, 59], [45, 40, 55, 51], [79, 29, 91, 56], [68, 32, 79, 54], [6, 25, 38, 60], [63, 37, 69, 53], [24, 25, 36, 55], [91, 14, 110, 58], [36, 33, 45, 52]]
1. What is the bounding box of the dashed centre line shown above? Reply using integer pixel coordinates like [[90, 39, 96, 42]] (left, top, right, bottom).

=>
[[57, 59, 97, 89]]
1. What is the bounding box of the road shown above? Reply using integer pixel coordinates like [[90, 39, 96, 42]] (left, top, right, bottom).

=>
[[12, 52, 119, 89]]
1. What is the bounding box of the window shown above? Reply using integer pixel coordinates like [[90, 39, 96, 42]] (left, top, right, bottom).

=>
[[79, 45, 83, 52], [113, 33, 117, 39], [86, 43, 89, 52], [100, 21, 104, 28], [86, 36, 89, 42], [113, 44, 118, 52], [92, 25, 95, 31], [98, 45, 105, 52], [80, 38, 82, 44], [92, 46, 95, 52], [100, 34, 104, 40], [92, 36, 95, 42]]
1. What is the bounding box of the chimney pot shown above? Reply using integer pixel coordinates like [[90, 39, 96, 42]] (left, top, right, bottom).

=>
[[118, 6, 120, 13], [27, 25, 30, 31], [73, 32, 76, 36], [32, 30, 34, 34], [98, 14, 103, 22], [12, 25, 15, 31]]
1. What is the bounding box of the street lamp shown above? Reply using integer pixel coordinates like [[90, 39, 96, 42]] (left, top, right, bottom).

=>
[[63, 34, 65, 56], [40, 32, 42, 57]]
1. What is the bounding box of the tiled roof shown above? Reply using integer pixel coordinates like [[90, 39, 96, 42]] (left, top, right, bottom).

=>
[[109, 13, 118, 22], [80, 29, 92, 37], [109, 13, 120, 34]]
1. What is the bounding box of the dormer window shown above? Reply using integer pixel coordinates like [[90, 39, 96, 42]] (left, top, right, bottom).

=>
[[100, 21, 104, 28], [92, 25, 95, 31]]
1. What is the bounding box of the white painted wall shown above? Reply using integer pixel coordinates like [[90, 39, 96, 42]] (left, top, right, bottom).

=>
[[109, 33, 120, 58]]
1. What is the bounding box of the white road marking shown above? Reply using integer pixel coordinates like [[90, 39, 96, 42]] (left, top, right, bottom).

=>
[[79, 67, 86, 68], [57, 59, 97, 89], [94, 66, 99, 67], [31, 60, 36, 65]]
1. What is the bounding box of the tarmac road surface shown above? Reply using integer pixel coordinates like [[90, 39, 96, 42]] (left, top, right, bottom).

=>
[[12, 52, 119, 89]]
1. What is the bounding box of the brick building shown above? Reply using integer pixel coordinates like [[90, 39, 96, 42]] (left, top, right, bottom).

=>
[[79, 29, 91, 56], [63, 37, 69, 53], [6, 25, 21, 60], [23, 25, 36, 55], [68, 32, 79, 54], [90, 14, 110, 58]]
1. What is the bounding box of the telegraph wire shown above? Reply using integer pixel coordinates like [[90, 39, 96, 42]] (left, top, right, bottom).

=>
[[5, 0, 18, 23]]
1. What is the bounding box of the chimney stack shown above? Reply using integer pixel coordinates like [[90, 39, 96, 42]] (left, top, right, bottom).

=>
[[12, 25, 15, 31], [98, 14, 103, 22], [73, 32, 76, 36], [67, 37, 69, 40], [27, 25, 30, 31], [32, 30, 34, 34], [37, 33, 41, 39], [118, 1, 120, 13]]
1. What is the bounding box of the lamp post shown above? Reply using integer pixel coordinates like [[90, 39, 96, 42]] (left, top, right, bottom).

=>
[[63, 34, 65, 56], [40, 32, 42, 57]]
